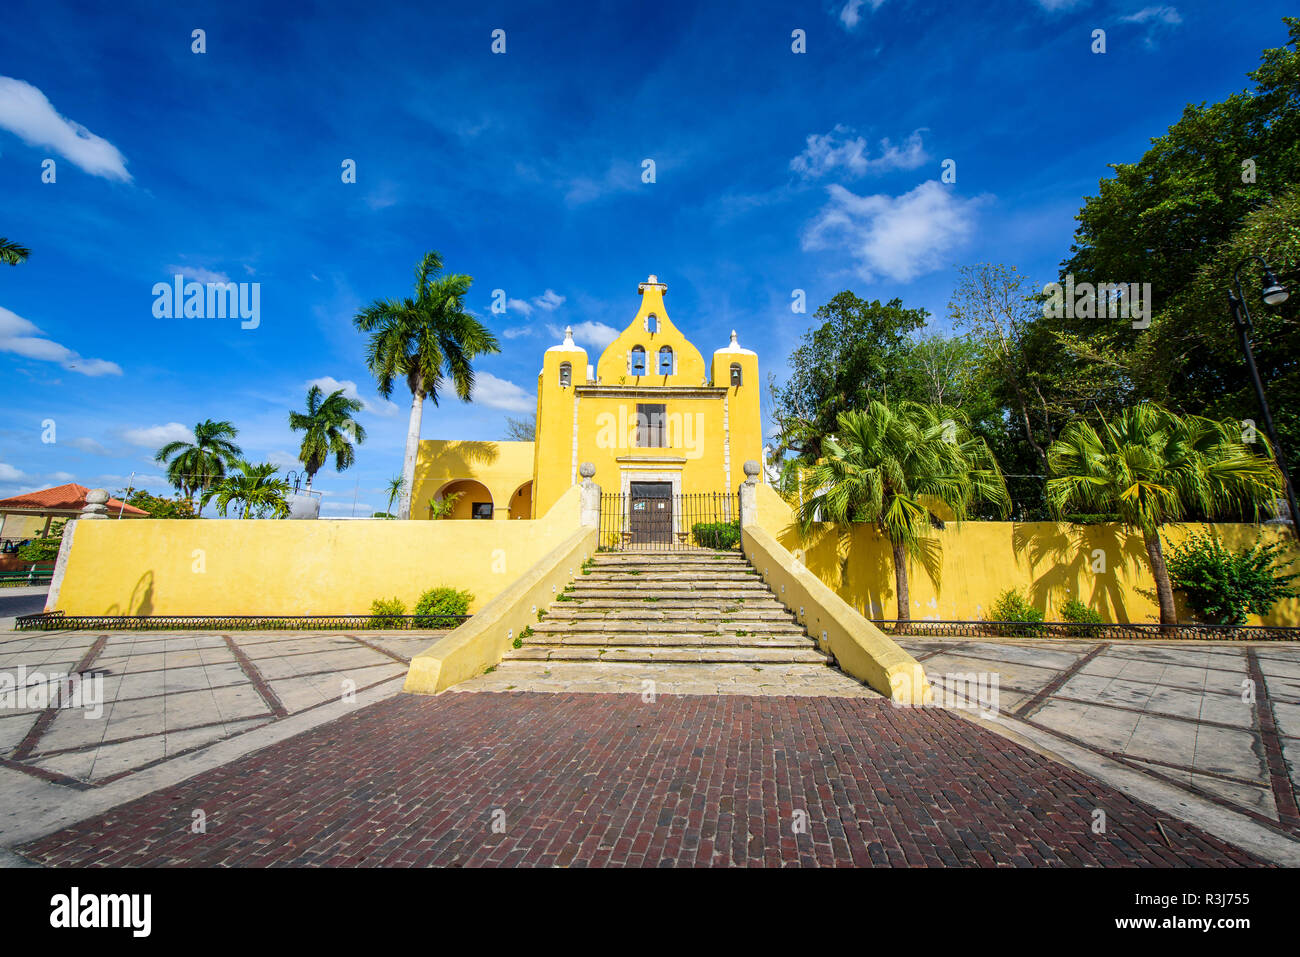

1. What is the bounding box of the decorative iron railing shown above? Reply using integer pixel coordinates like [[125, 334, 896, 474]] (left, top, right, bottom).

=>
[[871, 619, 1300, 642], [599, 491, 739, 551], [13, 610, 471, 632]]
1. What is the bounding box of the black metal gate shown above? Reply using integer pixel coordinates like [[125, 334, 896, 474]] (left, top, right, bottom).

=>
[[600, 490, 738, 551]]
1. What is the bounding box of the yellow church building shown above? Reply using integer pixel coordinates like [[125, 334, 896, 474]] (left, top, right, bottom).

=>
[[412, 274, 763, 535]]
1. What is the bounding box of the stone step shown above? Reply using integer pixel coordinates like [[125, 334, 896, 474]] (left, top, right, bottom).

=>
[[543, 607, 794, 622], [590, 552, 745, 562], [505, 646, 830, 664], [522, 632, 815, 648], [551, 596, 785, 609], [578, 574, 759, 587], [534, 619, 807, 637], [568, 580, 770, 593]]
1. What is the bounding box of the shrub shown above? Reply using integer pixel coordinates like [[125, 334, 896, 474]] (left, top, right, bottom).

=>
[[1059, 598, 1103, 624], [692, 520, 741, 550], [1059, 597, 1104, 636], [414, 587, 473, 626], [988, 588, 1045, 637], [1165, 533, 1298, 626], [16, 520, 66, 563], [368, 597, 407, 630]]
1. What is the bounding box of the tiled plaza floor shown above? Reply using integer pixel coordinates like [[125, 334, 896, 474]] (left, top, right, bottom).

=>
[[16, 691, 1270, 866], [894, 638, 1300, 836], [0, 629, 441, 787]]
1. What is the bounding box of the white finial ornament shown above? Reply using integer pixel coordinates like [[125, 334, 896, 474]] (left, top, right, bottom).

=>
[[730, 330, 738, 347], [563, 325, 574, 347]]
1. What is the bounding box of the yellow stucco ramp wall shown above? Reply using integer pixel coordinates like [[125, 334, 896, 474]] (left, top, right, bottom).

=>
[[51, 486, 585, 617], [753, 484, 1300, 626], [403, 525, 598, 694], [742, 521, 931, 705]]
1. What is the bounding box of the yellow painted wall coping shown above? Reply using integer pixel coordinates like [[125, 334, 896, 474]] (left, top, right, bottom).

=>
[[742, 523, 932, 705], [403, 524, 598, 694]]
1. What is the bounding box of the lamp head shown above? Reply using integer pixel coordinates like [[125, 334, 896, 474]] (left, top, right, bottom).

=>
[[1261, 267, 1289, 306]]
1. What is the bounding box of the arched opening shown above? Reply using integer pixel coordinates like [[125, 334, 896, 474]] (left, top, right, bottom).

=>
[[729, 362, 743, 387], [558, 362, 571, 387], [658, 345, 674, 375], [646, 313, 658, 333], [509, 480, 533, 519], [629, 345, 646, 376], [429, 479, 494, 520]]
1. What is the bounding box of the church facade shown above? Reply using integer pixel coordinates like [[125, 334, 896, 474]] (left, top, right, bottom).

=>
[[412, 274, 763, 529]]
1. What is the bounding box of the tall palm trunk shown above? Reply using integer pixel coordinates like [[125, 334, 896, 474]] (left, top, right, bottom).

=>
[[399, 387, 425, 520], [891, 538, 911, 622], [1142, 526, 1177, 626]]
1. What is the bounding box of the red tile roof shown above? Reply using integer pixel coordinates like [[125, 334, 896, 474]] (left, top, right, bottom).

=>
[[0, 483, 149, 516]]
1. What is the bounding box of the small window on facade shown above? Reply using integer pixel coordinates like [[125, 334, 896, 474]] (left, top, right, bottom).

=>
[[730, 362, 743, 387], [471, 502, 493, 520], [559, 362, 571, 387], [658, 346, 674, 375], [636, 403, 667, 448], [630, 346, 646, 376], [646, 314, 658, 333]]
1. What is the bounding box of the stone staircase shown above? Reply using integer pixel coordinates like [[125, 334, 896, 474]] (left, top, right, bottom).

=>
[[469, 550, 875, 695]]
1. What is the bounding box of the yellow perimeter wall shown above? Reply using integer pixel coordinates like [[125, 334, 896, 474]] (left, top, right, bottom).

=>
[[755, 485, 1300, 626], [51, 487, 583, 616]]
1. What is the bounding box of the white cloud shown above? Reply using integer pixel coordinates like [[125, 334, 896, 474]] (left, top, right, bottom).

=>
[[791, 126, 928, 179], [47, 471, 76, 482], [802, 180, 986, 283], [1035, 0, 1083, 10], [0, 306, 123, 376], [122, 422, 193, 448], [266, 449, 297, 468], [0, 76, 131, 181], [470, 371, 535, 413], [66, 436, 112, 455], [0, 463, 26, 481], [306, 376, 400, 418], [166, 264, 231, 284], [532, 289, 565, 311], [549, 321, 619, 351], [506, 298, 533, 317], [502, 326, 533, 339], [839, 0, 886, 29], [1121, 6, 1181, 24]]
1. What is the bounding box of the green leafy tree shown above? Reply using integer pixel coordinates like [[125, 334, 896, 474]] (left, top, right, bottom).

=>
[[16, 521, 66, 563], [770, 292, 929, 464], [1060, 18, 1300, 464], [154, 420, 243, 516], [200, 460, 290, 519], [0, 238, 30, 266], [118, 489, 196, 519], [353, 251, 500, 519], [1046, 403, 1284, 625], [795, 401, 1009, 622], [288, 385, 367, 488]]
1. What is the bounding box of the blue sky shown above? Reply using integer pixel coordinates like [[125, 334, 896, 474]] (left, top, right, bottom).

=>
[[0, 0, 1293, 515]]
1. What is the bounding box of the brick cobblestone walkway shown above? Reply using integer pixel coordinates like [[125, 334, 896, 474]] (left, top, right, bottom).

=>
[[18, 692, 1270, 867]]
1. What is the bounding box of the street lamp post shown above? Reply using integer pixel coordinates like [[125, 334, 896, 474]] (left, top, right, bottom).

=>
[[1228, 255, 1298, 533]]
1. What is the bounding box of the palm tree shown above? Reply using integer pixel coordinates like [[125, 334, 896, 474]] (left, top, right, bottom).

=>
[[0, 238, 30, 266], [353, 251, 500, 518], [154, 420, 243, 516], [795, 401, 1009, 622], [427, 492, 462, 519], [1046, 402, 1284, 625], [288, 385, 367, 488], [201, 460, 291, 519], [384, 475, 406, 519]]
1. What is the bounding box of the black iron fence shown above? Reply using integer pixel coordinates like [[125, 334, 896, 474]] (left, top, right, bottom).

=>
[[872, 619, 1300, 642], [14, 610, 471, 632], [599, 491, 739, 551]]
